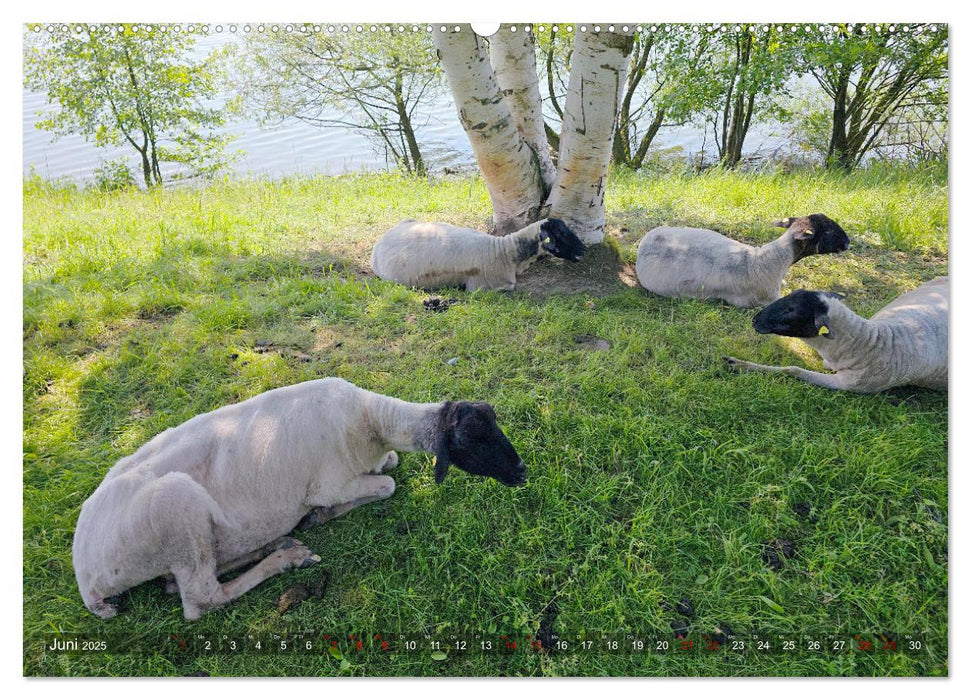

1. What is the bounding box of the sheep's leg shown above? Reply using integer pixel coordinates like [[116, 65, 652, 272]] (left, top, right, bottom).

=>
[[723, 357, 848, 391], [308, 474, 396, 507], [468, 275, 515, 292], [300, 475, 396, 529], [164, 537, 310, 592], [779, 367, 850, 391], [369, 450, 398, 474], [162, 536, 313, 595], [490, 276, 518, 292], [173, 540, 320, 621], [219, 537, 310, 575], [296, 497, 382, 529]]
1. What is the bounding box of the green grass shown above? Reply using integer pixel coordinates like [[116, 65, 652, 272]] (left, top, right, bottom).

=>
[[23, 166, 948, 676]]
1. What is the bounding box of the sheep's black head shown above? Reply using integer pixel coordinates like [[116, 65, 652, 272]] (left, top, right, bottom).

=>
[[540, 218, 587, 262], [752, 289, 844, 340], [432, 401, 526, 487], [773, 214, 849, 261]]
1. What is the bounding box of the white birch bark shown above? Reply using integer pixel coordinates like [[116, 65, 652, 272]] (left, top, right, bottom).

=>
[[433, 25, 545, 234], [548, 29, 634, 244], [489, 25, 556, 194]]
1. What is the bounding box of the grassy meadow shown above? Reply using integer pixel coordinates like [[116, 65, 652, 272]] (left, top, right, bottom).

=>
[[23, 165, 948, 676]]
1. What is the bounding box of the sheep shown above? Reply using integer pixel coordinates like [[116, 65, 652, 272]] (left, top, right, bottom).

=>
[[73, 378, 526, 621], [634, 214, 850, 308], [723, 277, 948, 393], [370, 217, 586, 291]]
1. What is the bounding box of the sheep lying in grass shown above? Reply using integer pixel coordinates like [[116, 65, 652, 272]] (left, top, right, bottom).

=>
[[635, 214, 850, 308], [73, 378, 526, 620], [370, 217, 587, 291], [724, 277, 948, 393]]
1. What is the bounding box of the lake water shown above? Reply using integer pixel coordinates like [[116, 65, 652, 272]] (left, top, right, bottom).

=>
[[22, 30, 790, 184], [22, 31, 481, 182], [23, 87, 480, 182]]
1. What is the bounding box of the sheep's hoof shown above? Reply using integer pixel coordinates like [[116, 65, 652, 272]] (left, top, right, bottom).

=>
[[89, 598, 120, 619], [380, 451, 399, 472], [299, 553, 323, 569], [369, 451, 399, 474], [280, 544, 321, 571]]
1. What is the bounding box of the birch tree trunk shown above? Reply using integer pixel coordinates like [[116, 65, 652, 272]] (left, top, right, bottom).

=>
[[490, 25, 557, 195], [548, 29, 634, 244], [433, 26, 546, 234]]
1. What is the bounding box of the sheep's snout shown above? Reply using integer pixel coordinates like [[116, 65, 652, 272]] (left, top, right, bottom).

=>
[[498, 460, 528, 487], [800, 214, 850, 255], [751, 307, 773, 334], [823, 235, 850, 254]]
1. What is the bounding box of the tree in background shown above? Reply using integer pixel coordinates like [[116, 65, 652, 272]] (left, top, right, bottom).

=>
[[611, 26, 716, 170], [534, 24, 573, 156], [24, 24, 235, 188], [435, 24, 633, 243], [801, 23, 948, 171], [704, 25, 798, 169], [238, 27, 442, 176], [872, 79, 948, 164]]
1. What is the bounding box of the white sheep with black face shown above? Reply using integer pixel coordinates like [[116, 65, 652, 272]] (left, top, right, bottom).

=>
[[724, 277, 948, 393], [370, 217, 587, 291], [73, 378, 526, 621], [635, 214, 850, 308]]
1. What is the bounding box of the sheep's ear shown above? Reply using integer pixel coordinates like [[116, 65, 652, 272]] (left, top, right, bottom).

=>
[[433, 450, 451, 484], [814, 312, 834, 339], [793, 227, 815, 241], [771, 218, 794, 228]]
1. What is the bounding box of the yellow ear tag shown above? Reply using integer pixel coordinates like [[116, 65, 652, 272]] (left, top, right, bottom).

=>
[[818, 325, 830, 336]]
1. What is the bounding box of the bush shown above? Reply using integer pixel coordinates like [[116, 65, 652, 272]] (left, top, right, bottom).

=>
[[92, 159, 137, 192]]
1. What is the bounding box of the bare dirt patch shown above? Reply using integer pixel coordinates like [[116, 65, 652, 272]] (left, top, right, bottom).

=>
[[253, 340, 314, 362], [516, 241, 639, 298], [574, 335, 611, 352], [312, 326, 345, 353], [136, 304, 184, 322]]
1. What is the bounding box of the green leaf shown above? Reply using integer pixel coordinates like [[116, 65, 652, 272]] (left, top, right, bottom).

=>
[[430, 651, 447, 661], [759, 595, 785, 614]]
